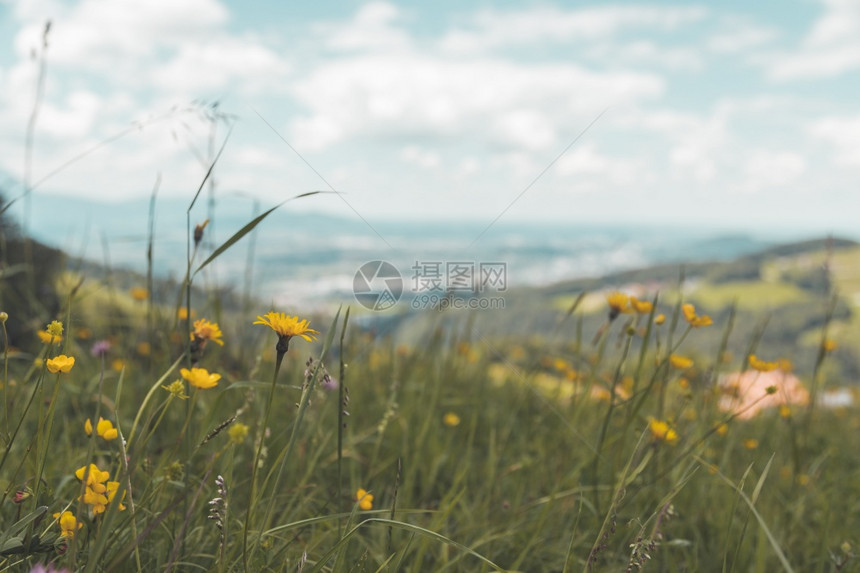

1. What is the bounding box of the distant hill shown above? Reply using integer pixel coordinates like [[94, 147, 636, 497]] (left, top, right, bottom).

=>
[[386, 236, 860, 384]]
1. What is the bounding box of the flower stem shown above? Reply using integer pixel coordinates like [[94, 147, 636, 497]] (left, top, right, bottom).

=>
[[242, 347, 286, 572]]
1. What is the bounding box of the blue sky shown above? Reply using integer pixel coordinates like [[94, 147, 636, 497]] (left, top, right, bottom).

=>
[[1, 0, 858, 234]]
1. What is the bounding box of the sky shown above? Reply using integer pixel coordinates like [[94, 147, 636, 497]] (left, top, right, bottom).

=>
[[0, 0, 858, 235]]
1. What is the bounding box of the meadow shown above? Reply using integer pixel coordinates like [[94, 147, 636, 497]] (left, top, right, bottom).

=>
[[0, 182, 858, 573]]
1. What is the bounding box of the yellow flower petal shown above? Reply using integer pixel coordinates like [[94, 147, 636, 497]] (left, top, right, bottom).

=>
[[191, 318, 225, 346], [648, 417, 679, 445], [606, 292, 631, 319], [180, 367, 221, 389], [629, 296, 653, 314], [254, 312, 319, 341], [46, 355, 75, 373], [669, 354, 694, 370]]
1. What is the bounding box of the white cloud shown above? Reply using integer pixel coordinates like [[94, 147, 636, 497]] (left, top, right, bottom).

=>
[[809, 115, 860, 166], [555, 142, 645, 186], [150, 37, 289, 95], [232, 145, 287, 169], [38, 90, 102, 138], [492, 109, 556, 151], [8, 0, 287, 99], [318, 2, 412, 52], [767, 0, 860, 79], [741, 149, 807, 192], [0, 0, 294, 199], [0, 0, 856, 231], [400, 145, 440, 168], [619, 108, 729, 183], [290, 53, 662, 152], [586, 40, 702, 71], [708, 23, 777, 53], [440, 5, 706, 53], [455, 157, 480, 178], [13, 0, 228, 64]]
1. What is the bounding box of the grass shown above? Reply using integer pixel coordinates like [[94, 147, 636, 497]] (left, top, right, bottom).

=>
[[1, 243, 857, 572]]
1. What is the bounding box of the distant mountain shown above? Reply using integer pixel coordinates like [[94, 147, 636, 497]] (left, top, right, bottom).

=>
[[5, 191, 857, 306]]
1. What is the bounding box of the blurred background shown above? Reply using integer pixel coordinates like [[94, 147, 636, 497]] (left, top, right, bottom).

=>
[[0, 0, 857, 306]]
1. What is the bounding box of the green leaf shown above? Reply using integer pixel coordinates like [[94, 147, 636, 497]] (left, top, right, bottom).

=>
[[192, 191, 324, 277], [0, 506, 47, 545]]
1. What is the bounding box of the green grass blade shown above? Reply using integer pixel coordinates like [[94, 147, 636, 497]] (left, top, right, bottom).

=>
[[309, 518, 507, 573], [706, 459, 795, 573], [188, 125, 233, 213], [193, 192, 323, 277]]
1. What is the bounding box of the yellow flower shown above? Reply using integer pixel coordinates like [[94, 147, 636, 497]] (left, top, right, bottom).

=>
[[606, 292, 631, 320], [81, 487, 108, 508], [681, 303, 713, 327], [76, 463, 110, 490], [443, 412, 461, 427], [228, 422, 249, 444], [53, 510, 82, 538], [191, 318, 224, 346], [85, 417, 119, 441], [716, 423, 729, 436], [823, 338, 838, 353], [254, 312, 319, 353], [669, 354, 694, 370], [47, 320, 63, 337], [356, 488, 374, 511], [37, 328, 63, 344], [779, 404, 791, 418], [130, 287, 148, 301], [748, 354, 778, 372], [648, 418, 679, 445], [629, 296, 653, 314], [743, 438, 758, 450], [177, 307, 197, 320], [111, 359, 125, 372], [136, 342, 151, 356], [162, 379, 189, 399], [46, 355, 75, 373], [181, 367, 221, 389], [655, 313, 666, 325], [74, 462, 126, 515], [104, 481, 127, 513]]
